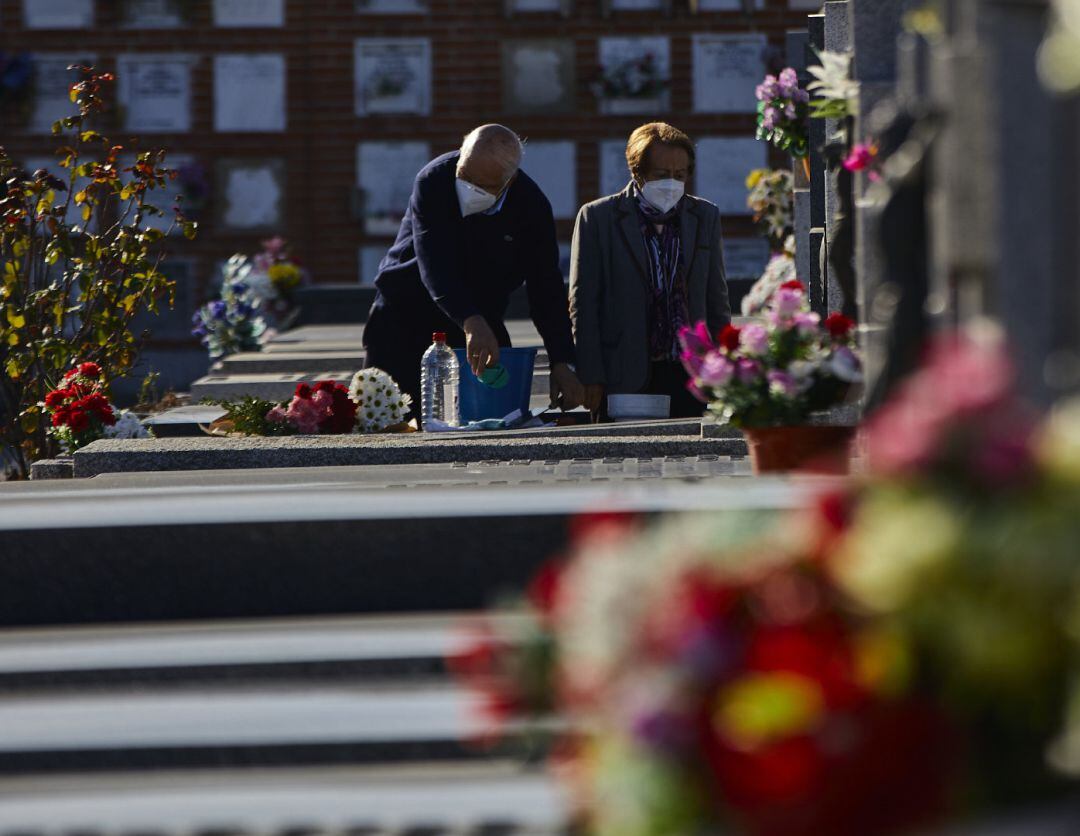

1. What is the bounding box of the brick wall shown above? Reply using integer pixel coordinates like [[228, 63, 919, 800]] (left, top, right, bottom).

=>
[[0, 0, 809, 337]]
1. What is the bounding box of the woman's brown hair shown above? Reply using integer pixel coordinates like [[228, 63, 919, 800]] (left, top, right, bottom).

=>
[[625, 122, 695, 182]]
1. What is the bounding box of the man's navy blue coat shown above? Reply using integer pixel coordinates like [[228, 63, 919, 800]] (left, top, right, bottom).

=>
[[363, 151, 575, 405]]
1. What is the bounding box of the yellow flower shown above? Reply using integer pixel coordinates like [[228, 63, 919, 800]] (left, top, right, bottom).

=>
[[1038, 396, 1080, 481], [714, 672, 824, 750], [745, 168, 766, 191], [268, 262, 302, 291], [853, 627, 911, 697], [830, 488, 961, 611]]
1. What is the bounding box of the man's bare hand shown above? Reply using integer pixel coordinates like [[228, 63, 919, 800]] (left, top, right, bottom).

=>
[[549, 363, 584, 411], [583, 383, 604, 414], [463, 315, 500, 376]]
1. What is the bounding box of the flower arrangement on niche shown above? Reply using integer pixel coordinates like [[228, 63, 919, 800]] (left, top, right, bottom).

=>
[[452, 330, 1080, 836], [755, 68, 810, 159], [806, 50, 859, 120], [41, 362, 151, 453], [592, 52, 669, 101], [745, 168, 794, 251], [680, 280, 861, 428], [207, 369, 412, 436]]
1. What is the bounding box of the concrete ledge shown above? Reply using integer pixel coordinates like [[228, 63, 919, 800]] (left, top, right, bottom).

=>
[[74, 433, 747, 477], [29, 459, 74, 480]]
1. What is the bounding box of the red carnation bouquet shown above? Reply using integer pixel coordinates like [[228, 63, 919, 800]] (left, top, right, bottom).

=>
[[41, 362, 117, 452]]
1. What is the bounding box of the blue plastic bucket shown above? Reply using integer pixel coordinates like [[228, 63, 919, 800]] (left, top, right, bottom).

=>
[[453, 347, 538, 422]]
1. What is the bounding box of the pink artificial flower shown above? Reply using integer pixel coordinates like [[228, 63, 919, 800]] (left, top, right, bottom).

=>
[[286, 395, 324, 434], [262, 236, 287, 258], [843, 144, 882, 182], [698, 351, 736, 388], [265, 405, 288, 424], [762, 106, 780, 131], [792, 311, 821, 335], [681, 349, 705, 379], [679, 321, 714, 356], [767, 370, 799, 398], [739, 323, 769, 355], [311, 388, 334, 412], [736, 358, 762, 384], [772, 287, 805, 318]]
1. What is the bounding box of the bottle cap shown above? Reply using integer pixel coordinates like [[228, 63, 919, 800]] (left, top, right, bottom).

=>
[[432, 331, 446, 343]]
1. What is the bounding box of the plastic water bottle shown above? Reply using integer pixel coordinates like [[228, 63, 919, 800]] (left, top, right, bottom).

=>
[[420, 331, 460, 429]]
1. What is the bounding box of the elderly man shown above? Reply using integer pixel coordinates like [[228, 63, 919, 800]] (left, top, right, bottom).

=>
[[363, 124, 584, 414]]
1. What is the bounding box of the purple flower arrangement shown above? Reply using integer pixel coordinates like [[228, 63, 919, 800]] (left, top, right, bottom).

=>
[[679, 279, 860, 428], [755, 67, 810, 159]]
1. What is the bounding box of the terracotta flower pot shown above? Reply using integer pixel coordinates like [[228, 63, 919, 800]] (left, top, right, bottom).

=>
[[743, 425, 856, 474]]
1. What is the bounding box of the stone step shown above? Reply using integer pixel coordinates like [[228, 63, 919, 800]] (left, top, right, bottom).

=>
[[0, 473, 820, 626], [0, 761, 563, 833], [218, 350, 368, 374], [0, 612, 509, 690]]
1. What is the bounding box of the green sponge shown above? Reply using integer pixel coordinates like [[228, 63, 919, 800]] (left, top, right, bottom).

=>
[[478, 363, 509, 389]]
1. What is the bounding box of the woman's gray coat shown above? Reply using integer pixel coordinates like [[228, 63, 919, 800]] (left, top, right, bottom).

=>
[[569, 183, 732, 393]]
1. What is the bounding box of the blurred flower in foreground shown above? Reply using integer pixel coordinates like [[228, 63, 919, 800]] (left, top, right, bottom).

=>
[[454, 328, 1080, 834]]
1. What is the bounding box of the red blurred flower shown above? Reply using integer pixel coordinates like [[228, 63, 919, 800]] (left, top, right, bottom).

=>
[[719, 324, 743, 353], [528, 558, 565, 620], [295, 382, 312, 399], [44, 389, 68, 408], [745, 623, 866, 711], [77, 361, 102, 378], [823, 312, 854, 340], [780, 279, 805, 292], [67, 408, 89, 432]]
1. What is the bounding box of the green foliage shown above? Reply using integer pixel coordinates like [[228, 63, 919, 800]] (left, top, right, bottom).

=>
[[0, 68, 196, 477], [204, 396, 295, 436]]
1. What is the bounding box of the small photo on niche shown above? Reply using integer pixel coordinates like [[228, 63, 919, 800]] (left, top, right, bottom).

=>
[[216, 158, 286, 232], [501, 40, 576, 115]]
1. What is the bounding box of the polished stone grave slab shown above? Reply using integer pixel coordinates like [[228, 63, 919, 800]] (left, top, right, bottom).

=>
[[0, 474, 821, 624], [71, 434, 747, 477], [0, 762, 564, 832]]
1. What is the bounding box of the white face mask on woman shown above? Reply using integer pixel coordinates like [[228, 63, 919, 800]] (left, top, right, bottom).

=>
[[455, 178, 499, 217], [640, 178, 685, 214]]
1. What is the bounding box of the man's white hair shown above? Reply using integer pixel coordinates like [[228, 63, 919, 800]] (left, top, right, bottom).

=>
[[459, 124, 524, 181]]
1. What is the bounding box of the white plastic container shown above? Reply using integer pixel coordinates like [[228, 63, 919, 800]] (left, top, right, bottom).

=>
[[606, 394, 671, 422]]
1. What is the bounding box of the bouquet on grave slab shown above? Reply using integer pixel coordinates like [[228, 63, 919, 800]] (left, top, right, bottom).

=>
[[451, 329, 1080, 836], [245, 235, 310, 326], [41, 362, 152, 453], [680, 279, 861, 429], [206, 369, 413, 436], [191, 257, 268, 360]]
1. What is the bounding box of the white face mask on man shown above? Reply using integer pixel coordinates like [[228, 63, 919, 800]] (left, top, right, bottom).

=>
[[455, 177, 500, 217], [640, 178, 685, 214]]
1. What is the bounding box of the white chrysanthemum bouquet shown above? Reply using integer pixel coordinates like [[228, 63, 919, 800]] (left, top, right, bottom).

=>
[[348, 368, 413, 432]]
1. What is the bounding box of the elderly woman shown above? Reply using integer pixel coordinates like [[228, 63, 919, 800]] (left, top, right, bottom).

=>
[[570, 122, 731, 419]]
